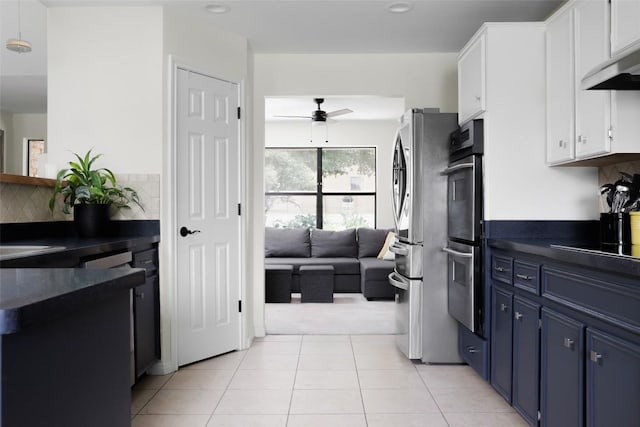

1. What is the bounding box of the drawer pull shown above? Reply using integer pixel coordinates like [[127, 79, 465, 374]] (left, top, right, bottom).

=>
[[514, 312, 523, 321], [500, 303, 509, 312], [466, 346, 478, 354], [516, 273, 532, 281], [143, 259, 153, 265], [590, 350, 603, 363], [494, 266, 505, 272], [563, 338, 575, 350]]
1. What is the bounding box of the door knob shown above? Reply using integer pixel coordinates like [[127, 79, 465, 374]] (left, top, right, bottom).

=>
[[180, 226, 201, 237]]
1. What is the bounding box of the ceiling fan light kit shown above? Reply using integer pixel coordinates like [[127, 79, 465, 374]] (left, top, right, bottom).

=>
[[205, 3, 230, 14], [274, 98, 354, 143], [387, 2, 413, 13], [6, 0, 32, 54]]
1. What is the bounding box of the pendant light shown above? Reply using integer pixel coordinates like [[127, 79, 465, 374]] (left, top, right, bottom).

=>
[[6, 0, 32, 54]]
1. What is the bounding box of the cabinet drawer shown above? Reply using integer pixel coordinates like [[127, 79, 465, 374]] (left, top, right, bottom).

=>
[[133, 249, 158, 276], [491, 255, 513, 285], [514, 260, 540, 295], [458, 324, 489, 380], [542, 266, 640, 334]]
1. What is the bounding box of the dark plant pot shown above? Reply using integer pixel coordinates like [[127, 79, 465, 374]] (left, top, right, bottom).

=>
[[74, 203, 112, 238]]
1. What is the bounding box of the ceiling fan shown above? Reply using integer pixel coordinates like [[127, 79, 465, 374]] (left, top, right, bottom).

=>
[[274, 98, 353, 122]]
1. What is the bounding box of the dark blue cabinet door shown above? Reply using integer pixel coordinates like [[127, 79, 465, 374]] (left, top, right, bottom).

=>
[[491, 286, 513, 402], [540, 308, 584, 427], [587, 329, 640, 427], [513, 295, 540, 427]]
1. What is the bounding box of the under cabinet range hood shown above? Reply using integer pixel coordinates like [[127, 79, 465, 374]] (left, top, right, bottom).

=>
[[582, 42, 640, 90]]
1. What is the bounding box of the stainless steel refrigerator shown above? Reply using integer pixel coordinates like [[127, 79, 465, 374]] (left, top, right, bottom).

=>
[[388, 108, 462, 363]]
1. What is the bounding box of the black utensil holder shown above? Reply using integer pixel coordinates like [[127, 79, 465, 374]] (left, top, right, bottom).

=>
[[600, 213, 631, 247]]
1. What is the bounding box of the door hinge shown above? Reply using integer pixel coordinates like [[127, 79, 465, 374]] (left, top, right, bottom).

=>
[[238, 300, 242, 312], [237, 106, 241, 120], [607, 127, 613, 140], [538, 410, 541, 421], [237, 203, 242, 216]]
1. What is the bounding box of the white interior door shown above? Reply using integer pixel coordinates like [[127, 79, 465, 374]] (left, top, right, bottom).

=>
[[176, 69, 241, 366]]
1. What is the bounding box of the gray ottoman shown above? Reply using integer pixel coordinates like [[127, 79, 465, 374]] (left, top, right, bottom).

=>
[[265, 264, 293, 303], [300, 265, 334, 303]]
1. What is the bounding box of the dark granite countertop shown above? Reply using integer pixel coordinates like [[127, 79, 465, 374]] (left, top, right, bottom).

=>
[[488, 238, 640, 279], [0, 235, 160, 267], [0, 268, 145, 334]]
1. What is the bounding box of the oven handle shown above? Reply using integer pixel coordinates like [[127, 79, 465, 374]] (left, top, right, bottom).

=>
[[441, 247, 473, 258], [389, 243, 408, 256], [441, 162, 474, 175], [388, 272, 409, 290]]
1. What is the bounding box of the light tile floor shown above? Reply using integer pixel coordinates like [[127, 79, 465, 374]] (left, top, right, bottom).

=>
[[131, 334, 529, 427]]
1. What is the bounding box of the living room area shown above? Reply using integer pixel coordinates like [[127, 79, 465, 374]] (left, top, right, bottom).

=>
[[263, 96, 403, 335]]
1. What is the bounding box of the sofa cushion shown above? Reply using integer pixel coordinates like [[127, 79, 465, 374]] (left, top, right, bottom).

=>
[[357, 228, 390, 258], [310, 228, 357, 258], [265, 227, 310, 258], [359, 257, 395, 281], [265, 257, 360, 275]]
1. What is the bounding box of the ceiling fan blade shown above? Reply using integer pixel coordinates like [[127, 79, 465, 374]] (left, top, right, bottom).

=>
[[326, 108, 353, 118], [273, 115, 313, 119]]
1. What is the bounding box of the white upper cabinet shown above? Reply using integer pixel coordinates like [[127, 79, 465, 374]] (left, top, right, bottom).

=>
[[611, 0, 640, 55], [545, 0, 640, 166], [546, 7, 576, 164], [574, 0, 612, 159], [458, 34, 486, 125]]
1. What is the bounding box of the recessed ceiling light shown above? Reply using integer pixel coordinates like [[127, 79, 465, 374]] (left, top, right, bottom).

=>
[[387, 2, 413, 13], [205, 3, 230, 14]]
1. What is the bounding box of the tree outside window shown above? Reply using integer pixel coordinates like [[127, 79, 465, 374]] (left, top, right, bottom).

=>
[[265, 147, 376, 230]]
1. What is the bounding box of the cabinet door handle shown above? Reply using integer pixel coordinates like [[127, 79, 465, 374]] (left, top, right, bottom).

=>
[[590, 350, 603, 363], [558, 139, 564, 148], [563, 338, 575, 350], [475, 95, 481, 101], [500, 303, 509, 312], [516, 273, 532, 281], [494, 266, 505, 272], [135, 292, 145, 300], [514, 312, 523, 321], [466, 346, 477, 354]]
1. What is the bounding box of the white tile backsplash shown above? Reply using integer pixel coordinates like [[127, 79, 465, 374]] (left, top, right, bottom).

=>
[[0, 174, 160, 223]]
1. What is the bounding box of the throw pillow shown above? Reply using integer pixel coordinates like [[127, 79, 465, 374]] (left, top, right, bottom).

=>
[[357, 227, 390, 258], [265, 227, 311, 257], [377, 231, 396, 260], [311, 228, 358, 258]]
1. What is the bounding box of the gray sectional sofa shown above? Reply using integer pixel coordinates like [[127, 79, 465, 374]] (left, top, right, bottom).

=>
[[264, 227, 395, 300]]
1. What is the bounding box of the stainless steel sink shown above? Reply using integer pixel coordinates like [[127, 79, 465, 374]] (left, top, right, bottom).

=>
[[0, 245, 66, 261]]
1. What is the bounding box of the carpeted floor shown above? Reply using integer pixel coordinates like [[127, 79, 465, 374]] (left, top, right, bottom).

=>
[[265, 293, 397, 335]]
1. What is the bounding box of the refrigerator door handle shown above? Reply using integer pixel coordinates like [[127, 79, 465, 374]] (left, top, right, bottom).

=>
[[389, 244, 408, 256], [442, 247, 473, 258], [388, 272, 409, 290]]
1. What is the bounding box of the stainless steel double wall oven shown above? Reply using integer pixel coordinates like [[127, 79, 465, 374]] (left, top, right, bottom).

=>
[[442, 119, 484, 335]]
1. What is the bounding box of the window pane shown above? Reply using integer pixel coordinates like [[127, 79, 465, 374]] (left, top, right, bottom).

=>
[[323, 195, 375, 230], [265, 195, 317, 228], [322, 148, 375, 193], [265, 149, 317, 192]]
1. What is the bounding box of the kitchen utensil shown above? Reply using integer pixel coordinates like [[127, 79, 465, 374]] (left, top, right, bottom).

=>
[[600, 184, 614, 212], [615, 184, 630, 213]]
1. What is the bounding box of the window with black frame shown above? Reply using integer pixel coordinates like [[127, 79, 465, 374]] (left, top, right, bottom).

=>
[[265, 147, 376, 230]]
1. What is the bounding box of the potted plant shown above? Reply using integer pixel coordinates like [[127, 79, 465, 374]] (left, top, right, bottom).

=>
[[48, 149, 143, 237]]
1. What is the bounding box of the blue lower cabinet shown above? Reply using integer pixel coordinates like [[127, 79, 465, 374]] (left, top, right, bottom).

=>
[[512, 296, 540, 426], [540, 308, 584, 427], [490, 286, 513, 402], [586, 328, 640, 427]]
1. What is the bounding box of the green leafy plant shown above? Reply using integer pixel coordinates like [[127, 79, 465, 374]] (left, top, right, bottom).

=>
[[48, 149, 143, 215]]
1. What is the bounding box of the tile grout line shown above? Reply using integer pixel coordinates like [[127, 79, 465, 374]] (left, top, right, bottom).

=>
[[284, 335, 304, 426], [350, 334, 370, 427], [204, 349, 250, 425]]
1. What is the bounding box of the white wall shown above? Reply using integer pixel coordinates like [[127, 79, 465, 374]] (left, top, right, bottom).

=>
[[265, 119, 398, 229], [251, 53, 458, 336], [0, 112, 46, 175], [47, 7, 163, 174]]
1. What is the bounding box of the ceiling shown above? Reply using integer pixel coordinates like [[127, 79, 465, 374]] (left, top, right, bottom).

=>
[[0, 0, 565, 115]]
